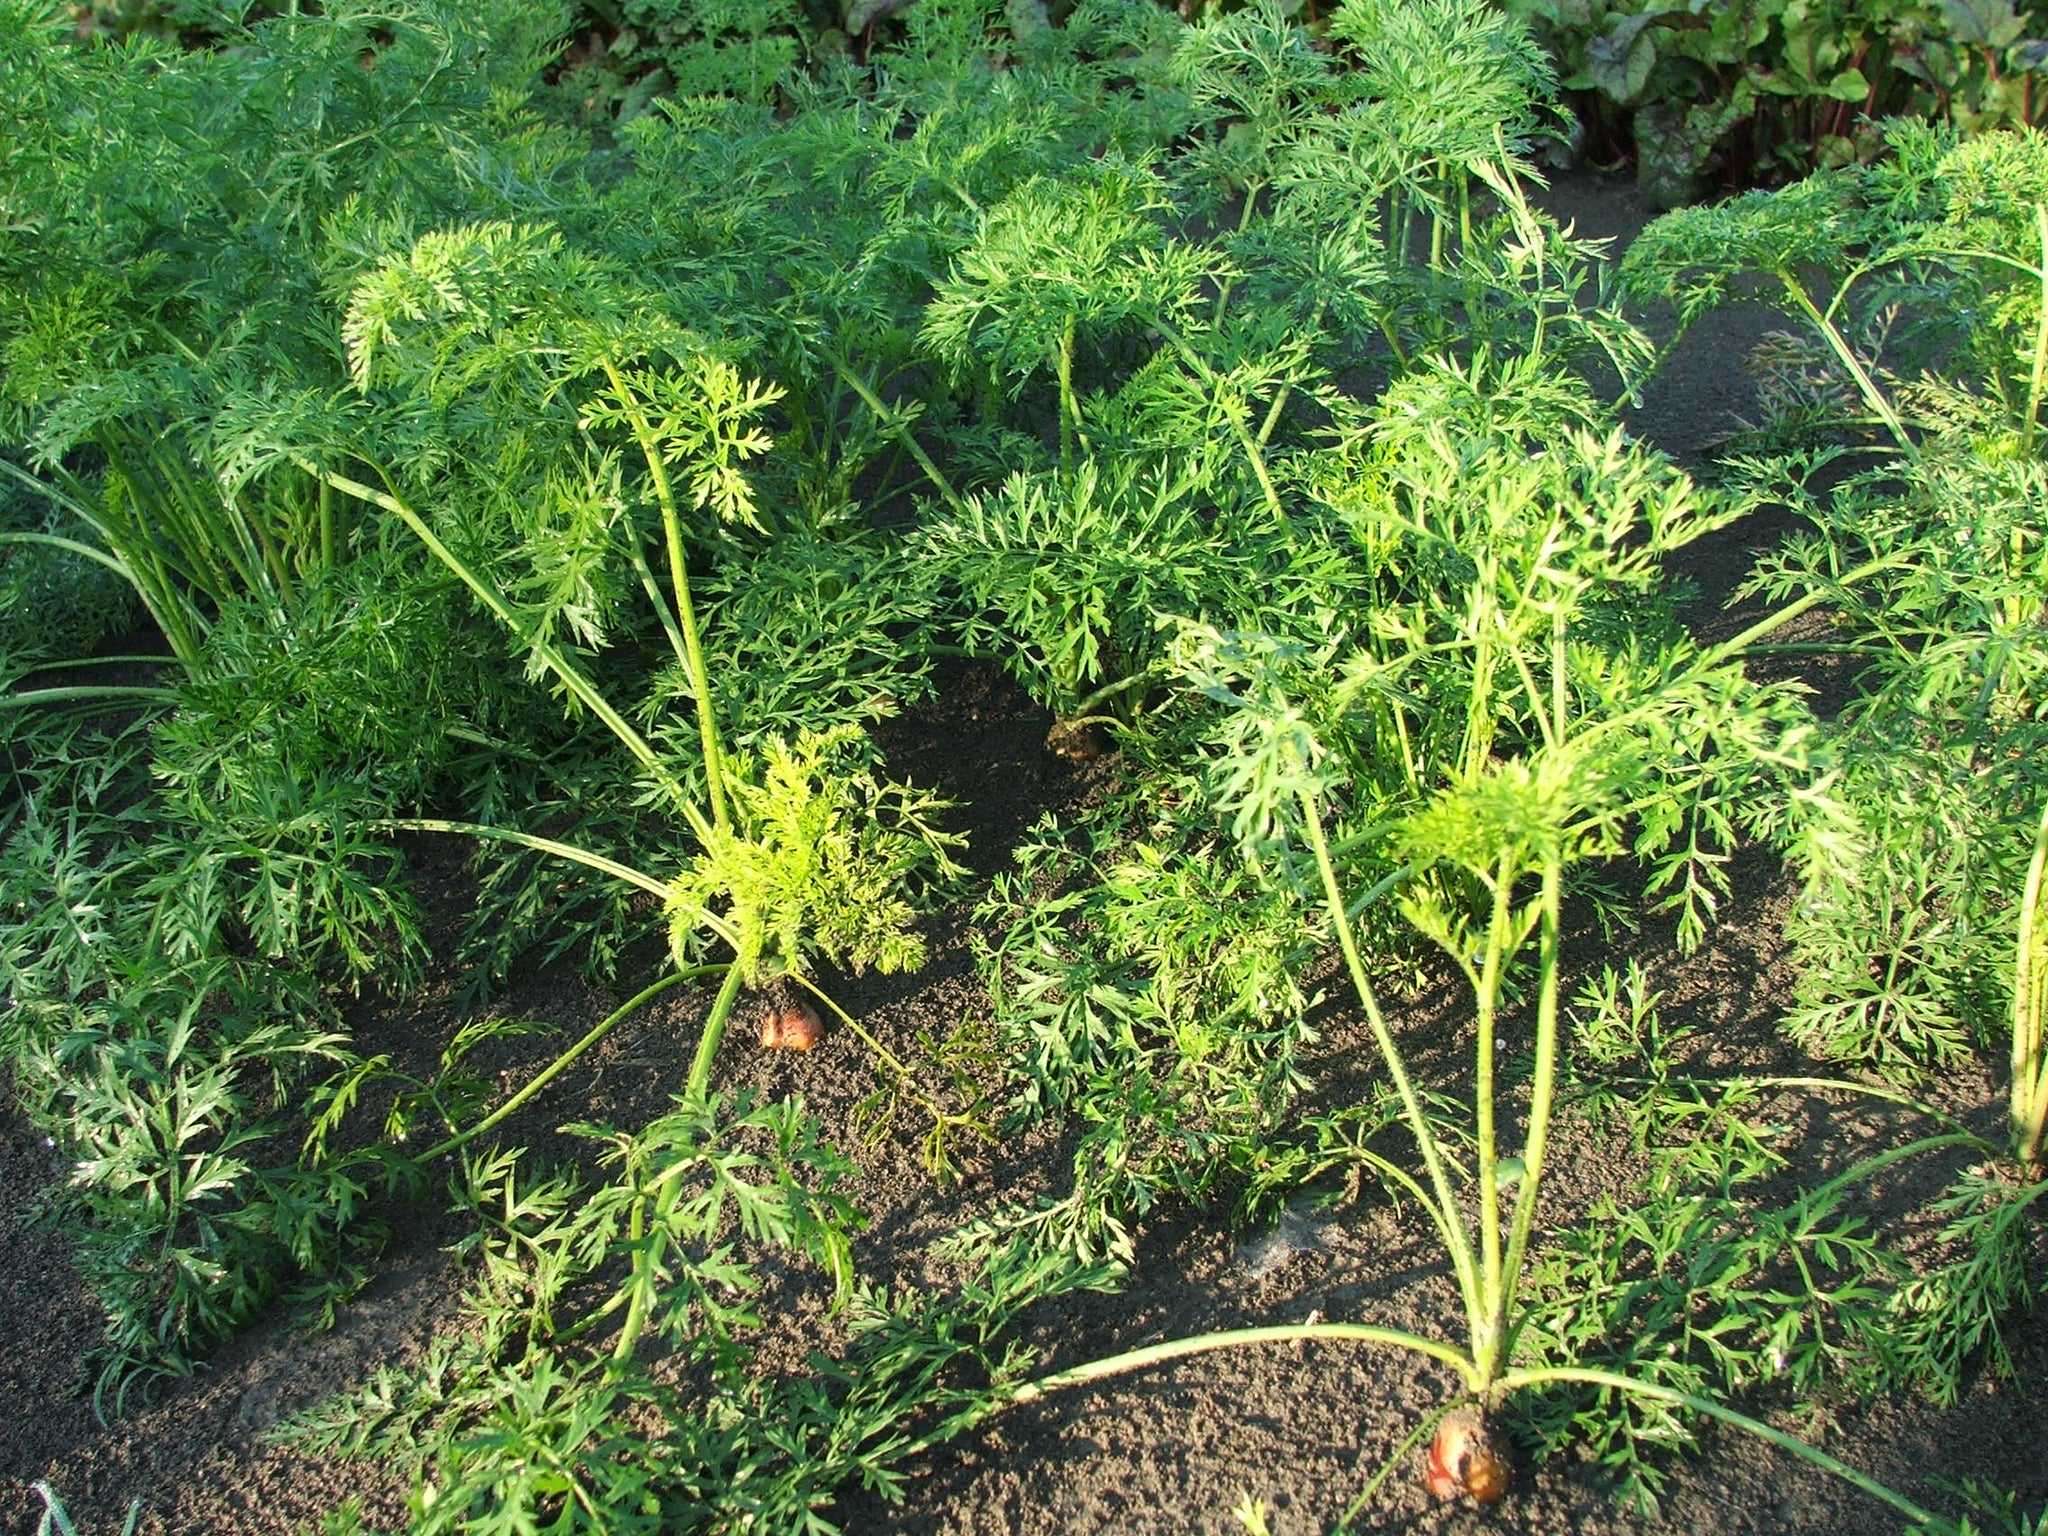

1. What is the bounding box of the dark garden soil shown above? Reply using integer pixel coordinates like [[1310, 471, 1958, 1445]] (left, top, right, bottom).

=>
[[3, 173, 2045, 1536]]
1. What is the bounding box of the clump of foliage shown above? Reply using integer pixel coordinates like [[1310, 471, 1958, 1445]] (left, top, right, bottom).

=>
[[291, 1103, 1113, 1536], [666, 724, 964, 984], [0, 710, 393, 1406], [971, 806, 1321, 1262], [0, 0, 589, 667], [12, 962, 374, 1415], [555, 0, 830, 118]]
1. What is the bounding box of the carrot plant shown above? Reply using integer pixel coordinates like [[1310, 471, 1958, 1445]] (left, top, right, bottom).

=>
[[289, 219, 967, 1121], [0, 0, 967, 1408], [0, 19, 622, 1382], [961, 353, 2029, 1525], [0, 758, 392, 1411], [1627, 125, 2048, 1123], [291, 1181, 1114, 1536]]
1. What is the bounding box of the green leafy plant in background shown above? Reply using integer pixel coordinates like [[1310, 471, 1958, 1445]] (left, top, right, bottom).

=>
[[1506, 0, 2048, 205], [0, 683, 433, 1399], [0, 14, 620, 1399], [561, 0, 825, 117], [0, 0, 644, 951], [278, 4, 1720, 1524], [886, 0, 1660, 1286], [892, 0, 1646, 750], [0, 0, 1109, 1421]]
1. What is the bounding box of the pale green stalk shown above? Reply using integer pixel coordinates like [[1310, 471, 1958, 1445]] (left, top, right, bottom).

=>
[[1800, 1132, 1990, 1203], [684, 961, 749, 1103], [1301, 793, 1483, 1327], [318, 473, 336, 572], [1005, 1328, 1938, 1526], [1725, 1077, 1993, 1142], [115, 432, 247, 598], [83, 442, 217, 614], [33, 1482, 140, 1536], [1008, 1321, 1478, 1404], [2011, 204, 2048, 452], [2011, 801, 2048, 1172], [825, 351, 968, 513], [1491, 850, 1563, 1383], [1393, 192, 1416, 276], [788, 973, 934, 1108], [1489, 620, 1570, 1371], [0, 463, 209, 666], [612, 1198, 655, 1367], [1253, 297, 1328, 449], [1693, 553, 1916, 666], [373, 822, 670, 903], [121, 425, 303, 609], [1208, 180, 1267, 328], [1470, 846, 1515, 1372], [1492, 1366, 1940, 1528], [13, 654, 175, 673], [612, 983, 754, 1364], [1152, 320, 1296, 544], [627, 535, 694, 670], [1459, 572, 1498, 780], [1778, 269, 1916, 459], [1056, 317, 1079, 470], [598, 360, 732, 836], [1068, 669, 1155, 721], [1338, 1407, 1454, 1528], [0, 685, 181, 711], [377, 816, 740, 951], [0, 529, 138, 583], [787, 973, 993, 1172], [999, 1313, 1938, 1528]]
